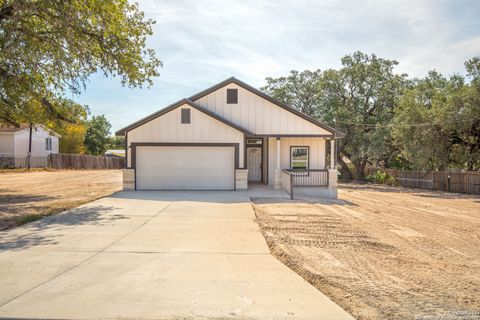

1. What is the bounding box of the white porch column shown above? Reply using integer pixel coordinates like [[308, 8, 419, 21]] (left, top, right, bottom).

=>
[[274, 137, 282, 189], [276, 137, 281, 169], [330, 139, 335, 169], [328, 138, 338, 199]]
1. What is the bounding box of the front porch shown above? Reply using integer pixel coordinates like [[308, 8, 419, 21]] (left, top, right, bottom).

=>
[[241, 136, 338, 199]]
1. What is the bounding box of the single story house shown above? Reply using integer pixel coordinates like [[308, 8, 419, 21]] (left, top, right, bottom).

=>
[[116, 77, 344, 198], [0, 124, 59, 168]]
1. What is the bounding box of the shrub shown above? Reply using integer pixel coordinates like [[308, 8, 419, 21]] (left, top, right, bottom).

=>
[[366, 170, 398, 186]]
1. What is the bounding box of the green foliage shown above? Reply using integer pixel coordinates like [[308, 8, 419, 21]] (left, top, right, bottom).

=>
[[263, 70, 323, 118], [84, 115, 111, 155], [263, 52, 480, 176], [0, 0, 161, 127], [366, 170, 398, 186], [59, 124, 87, 154], [263, 52, 407, 180], [106, 135, 125, 150], [393, 66, 480, 171]]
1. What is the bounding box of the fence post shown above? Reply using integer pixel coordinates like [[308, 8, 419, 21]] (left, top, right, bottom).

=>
[[467, 174, 470, 194], [447, 174, 451, 192]]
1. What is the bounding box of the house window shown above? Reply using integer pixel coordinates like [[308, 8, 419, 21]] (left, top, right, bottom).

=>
[[226, 88, 238, 104], [45, 138, 52, 151], [246, 138, 262, 145], [291, 146, 309, 169], [181, 108, 191, 124]]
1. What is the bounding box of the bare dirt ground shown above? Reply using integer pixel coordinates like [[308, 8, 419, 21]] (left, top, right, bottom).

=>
[[0, 169, 122, 230], [253, 183, 480, 320]]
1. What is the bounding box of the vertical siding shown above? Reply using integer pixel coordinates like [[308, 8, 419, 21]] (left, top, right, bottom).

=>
[[194, 83, 331, 135], [268, 137, 326, 185], [12, 127, 58, 157], [0, 134, 14, 155], [127, 104, 244, 168]]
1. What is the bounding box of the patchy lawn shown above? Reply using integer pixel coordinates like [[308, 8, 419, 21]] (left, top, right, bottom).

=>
[[0, 170, 122, 230], [253, 183, 480, 320]]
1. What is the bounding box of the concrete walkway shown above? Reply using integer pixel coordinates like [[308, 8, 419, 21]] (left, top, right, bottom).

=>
[[0, 191, 353, 320]]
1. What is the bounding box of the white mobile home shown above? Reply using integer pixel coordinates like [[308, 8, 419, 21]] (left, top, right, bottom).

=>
[[0, 125, 59, 168]]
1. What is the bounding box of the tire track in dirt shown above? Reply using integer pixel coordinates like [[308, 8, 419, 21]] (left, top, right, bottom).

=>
[[253, 184, 480, 320]]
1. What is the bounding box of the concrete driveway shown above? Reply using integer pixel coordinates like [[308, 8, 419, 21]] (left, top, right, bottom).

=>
[[0, 191, 353, 320]]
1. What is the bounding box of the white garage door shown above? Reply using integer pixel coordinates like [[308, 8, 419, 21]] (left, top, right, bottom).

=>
[[136, 146, 235, 190]]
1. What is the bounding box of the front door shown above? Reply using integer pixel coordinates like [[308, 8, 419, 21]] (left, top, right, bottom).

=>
[[247, 147, 262, 182]]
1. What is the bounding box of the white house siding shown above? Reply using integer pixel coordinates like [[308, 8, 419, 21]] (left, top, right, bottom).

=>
[[126, 103, 245, 168], [14, 127, 59, 157], [0, 133, 15, 155], [193, 83, 332, 136], [267, 137, 326, 185]]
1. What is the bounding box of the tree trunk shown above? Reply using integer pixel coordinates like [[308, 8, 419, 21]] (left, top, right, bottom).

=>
[[337, 157, 353, 181], [353, 158, 368, 181]]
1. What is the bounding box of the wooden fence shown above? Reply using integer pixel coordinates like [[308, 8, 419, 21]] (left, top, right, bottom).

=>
[[365, 168, 480, 195], [48, 153, 124, 170]]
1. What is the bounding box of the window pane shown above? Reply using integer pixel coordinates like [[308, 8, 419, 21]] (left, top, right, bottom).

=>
[[292, 161, 307, 169], [291, 147, 308, 169]]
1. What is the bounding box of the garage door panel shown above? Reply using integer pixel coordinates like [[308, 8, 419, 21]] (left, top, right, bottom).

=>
[[136, 146, 235, 190]]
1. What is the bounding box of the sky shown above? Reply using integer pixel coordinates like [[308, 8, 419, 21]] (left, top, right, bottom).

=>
[[74, 0, 480, 133]]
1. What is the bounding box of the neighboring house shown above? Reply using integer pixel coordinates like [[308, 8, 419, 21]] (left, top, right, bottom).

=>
[[116, 77, 344, 198], [0, 124, 60, 168]]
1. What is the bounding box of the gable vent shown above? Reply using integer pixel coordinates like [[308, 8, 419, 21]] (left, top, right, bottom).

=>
[[181, 108, 191, 124], [226, 88, 238, 104]]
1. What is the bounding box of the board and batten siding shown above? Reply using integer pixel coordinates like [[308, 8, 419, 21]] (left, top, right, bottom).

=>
[[267, 137, 326, 185], [126, 103, 245, 168], [193, 83, 331, 135]]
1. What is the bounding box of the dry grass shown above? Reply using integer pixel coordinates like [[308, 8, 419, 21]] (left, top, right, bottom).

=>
[[253, 183, 480, 320], [0, 170, 122, 230]]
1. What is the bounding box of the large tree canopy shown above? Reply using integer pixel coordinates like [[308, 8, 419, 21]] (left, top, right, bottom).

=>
[[393, 61, 480, 171], [263, 52, 480, 177], [0, 0, 161, 126], [84, 114, 111, 155], [263, 52, 407, 179]]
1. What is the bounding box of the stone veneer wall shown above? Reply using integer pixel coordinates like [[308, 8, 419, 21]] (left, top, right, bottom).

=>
[[235, 169, 248, 190], [122, 169, 135, 191]]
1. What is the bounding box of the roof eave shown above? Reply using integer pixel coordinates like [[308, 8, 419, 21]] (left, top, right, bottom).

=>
[[189, 77, 343, 137], [114, 98, 252, 136]]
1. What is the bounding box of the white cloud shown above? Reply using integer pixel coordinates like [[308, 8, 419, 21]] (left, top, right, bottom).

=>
[[76, 0, 480, 131]]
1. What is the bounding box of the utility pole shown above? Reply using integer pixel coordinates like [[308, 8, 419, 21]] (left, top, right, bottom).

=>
[[27, 124, 33, 170]]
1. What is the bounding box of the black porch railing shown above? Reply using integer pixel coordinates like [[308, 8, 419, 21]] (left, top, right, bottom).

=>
[[282, 169, 329, 199]]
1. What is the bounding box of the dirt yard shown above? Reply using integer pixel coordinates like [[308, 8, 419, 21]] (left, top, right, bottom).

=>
[[0, 170, 122, 230], [253, 183, 480, 320]]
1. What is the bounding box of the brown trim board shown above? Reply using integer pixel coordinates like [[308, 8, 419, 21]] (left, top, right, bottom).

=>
[[116, 99, 252, 136], [124, 131, 129, 168]]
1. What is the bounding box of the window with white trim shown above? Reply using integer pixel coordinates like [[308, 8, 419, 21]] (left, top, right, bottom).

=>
[[290, 146, 309, 169], [46, 137, 52, 151]]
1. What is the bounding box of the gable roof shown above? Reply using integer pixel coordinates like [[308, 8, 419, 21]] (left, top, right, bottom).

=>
[[0, 124, 60, 137], [115, 98, 253, 136], [0, 124, 30, 133], [189, 77, 345, 138]]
